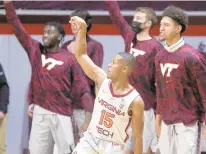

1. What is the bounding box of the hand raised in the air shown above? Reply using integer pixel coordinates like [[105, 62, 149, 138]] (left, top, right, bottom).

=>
[[4, 0, 12, 4], [69, 16, 87, 33]]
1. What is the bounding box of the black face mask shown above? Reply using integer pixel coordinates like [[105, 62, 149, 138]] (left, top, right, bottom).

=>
[[131, 21, 143, 33]]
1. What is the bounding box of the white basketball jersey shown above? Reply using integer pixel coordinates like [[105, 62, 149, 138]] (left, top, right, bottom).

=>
[[87, 79, 140, 144]]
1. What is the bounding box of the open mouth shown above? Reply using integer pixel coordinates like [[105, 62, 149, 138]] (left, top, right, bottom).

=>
[[43, 39, 49, 44], [159, 32, 165, 38]]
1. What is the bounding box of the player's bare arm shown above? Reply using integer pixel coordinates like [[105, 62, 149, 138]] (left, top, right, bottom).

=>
[[203, 123, 206, 140], [129, 96, 144, 154], [70, 16, 106, 134], [70, 16, 107, 91], [155, 114, 162, 137], [79, 111, 92, 135]]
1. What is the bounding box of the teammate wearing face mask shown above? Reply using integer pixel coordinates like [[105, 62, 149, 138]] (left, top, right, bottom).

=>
[[104, 1, 163, 154]]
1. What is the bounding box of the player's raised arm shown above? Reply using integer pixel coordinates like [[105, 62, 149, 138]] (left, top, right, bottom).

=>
[[104, 0, 133, 42], [4, 0, 37, 55], [129, 96, 144, 154], [70, 16, 107, 88]]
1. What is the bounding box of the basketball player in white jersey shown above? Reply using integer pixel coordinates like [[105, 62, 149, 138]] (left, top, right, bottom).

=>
[[70, 16, 144, 154]]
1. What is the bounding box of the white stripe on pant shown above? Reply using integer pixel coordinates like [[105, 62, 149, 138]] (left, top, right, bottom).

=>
[[29, 105, 75, 154], [158, 121, 201, 154]]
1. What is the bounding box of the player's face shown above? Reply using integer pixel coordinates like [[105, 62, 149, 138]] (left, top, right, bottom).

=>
[[132, 12, 149, 31], [43, 25, 61, 48], [159, 16, 180, 41], [107, 54, 126, 80]]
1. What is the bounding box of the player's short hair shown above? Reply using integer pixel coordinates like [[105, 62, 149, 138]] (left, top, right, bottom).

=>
[[70, 9, 92, 32], [118, 52, 136, 70], [45, 21, 66, 41], [136, 7, 158, 28], [162, 5, 188, 33]]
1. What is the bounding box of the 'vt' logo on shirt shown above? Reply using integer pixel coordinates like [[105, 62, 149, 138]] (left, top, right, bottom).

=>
[[160, 63, 179, 77], [130, 48, 146, 57], [41, 55, 64, 70], [129, 43, 145, 57]]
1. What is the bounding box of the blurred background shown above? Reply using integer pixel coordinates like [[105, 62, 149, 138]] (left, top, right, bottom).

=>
[[0, 1, 205, 154]]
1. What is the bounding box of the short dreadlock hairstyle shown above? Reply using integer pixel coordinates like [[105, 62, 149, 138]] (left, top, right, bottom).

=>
[[45, 21, 66, 42]]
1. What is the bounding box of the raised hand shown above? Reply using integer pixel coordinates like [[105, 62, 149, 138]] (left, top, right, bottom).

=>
[[69, 16, 87, 33], [0, 111, 5, 120], [28, 104, 34, 118], [4, 0, 12, 4]]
